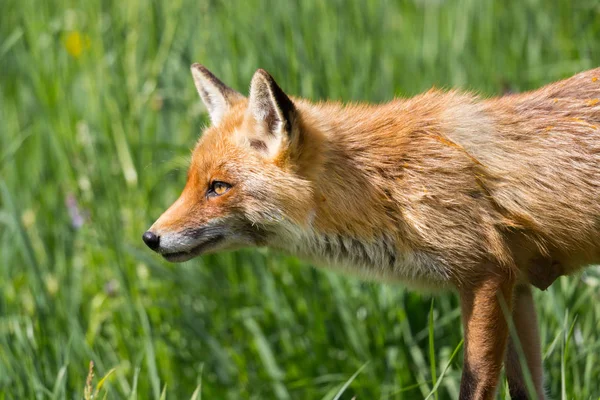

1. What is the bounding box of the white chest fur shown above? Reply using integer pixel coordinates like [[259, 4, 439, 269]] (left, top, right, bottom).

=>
[[271, 225, 451, 289]]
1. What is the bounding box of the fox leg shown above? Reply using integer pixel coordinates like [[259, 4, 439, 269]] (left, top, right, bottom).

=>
[[504, 284, 545, 400], [459, 276, 514, 400]]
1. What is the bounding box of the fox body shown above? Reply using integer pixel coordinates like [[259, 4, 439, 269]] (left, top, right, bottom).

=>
[[144, 65, 600, 399]]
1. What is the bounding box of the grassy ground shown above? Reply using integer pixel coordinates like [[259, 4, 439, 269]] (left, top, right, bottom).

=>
[[1, 0, 600, 398]]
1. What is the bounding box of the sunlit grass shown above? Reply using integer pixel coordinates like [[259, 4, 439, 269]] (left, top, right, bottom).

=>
[[1, 0, 600, 398]]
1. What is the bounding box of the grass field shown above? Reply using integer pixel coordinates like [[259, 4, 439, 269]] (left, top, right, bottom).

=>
[[2, 0, 600, 398]]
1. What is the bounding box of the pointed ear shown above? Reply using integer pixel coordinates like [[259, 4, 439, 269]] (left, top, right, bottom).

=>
[[191, 63, 244, 126], [247, 69, 296, 156]]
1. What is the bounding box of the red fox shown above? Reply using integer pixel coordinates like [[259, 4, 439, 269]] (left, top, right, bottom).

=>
[[143, 64, 600, 400]]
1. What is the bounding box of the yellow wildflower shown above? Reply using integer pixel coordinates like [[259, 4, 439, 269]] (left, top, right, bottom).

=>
[[64, 31, 90, 58]]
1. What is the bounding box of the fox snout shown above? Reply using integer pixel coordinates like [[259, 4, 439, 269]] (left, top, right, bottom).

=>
[[143, 221, 230, 262], [144, 193, 269, 263]]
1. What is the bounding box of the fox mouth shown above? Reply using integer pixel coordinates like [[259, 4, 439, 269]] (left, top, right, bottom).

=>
[[161, 235, 225, 262]]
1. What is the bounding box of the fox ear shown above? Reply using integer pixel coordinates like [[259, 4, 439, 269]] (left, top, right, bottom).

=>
[[191, 63, 243, 126], [247, 69, 296, 156]]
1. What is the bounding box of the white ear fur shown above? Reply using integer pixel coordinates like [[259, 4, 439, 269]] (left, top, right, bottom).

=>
[[191, 63, 243, 125]]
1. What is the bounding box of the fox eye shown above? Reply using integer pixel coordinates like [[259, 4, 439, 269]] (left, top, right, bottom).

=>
[[207, 181, 231, 198]]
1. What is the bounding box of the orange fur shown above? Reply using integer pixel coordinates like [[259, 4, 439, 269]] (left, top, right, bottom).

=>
[[145, 65, 600, 399], [460, 273, 514, 400]]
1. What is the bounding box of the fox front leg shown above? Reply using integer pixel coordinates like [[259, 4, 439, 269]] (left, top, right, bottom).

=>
[[459, 275, 514, 400]]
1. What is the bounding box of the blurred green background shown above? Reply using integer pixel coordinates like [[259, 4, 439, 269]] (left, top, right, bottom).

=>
[[2, 0, 600, 398]]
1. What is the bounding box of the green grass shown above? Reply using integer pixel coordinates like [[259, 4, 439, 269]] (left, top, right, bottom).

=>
[[1, 0, 600, 398]]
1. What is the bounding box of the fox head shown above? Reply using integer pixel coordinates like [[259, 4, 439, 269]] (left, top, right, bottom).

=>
[[143, 64, 321, 262]]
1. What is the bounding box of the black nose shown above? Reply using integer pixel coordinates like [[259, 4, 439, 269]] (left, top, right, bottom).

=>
[[142, 231, 160, 251]]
